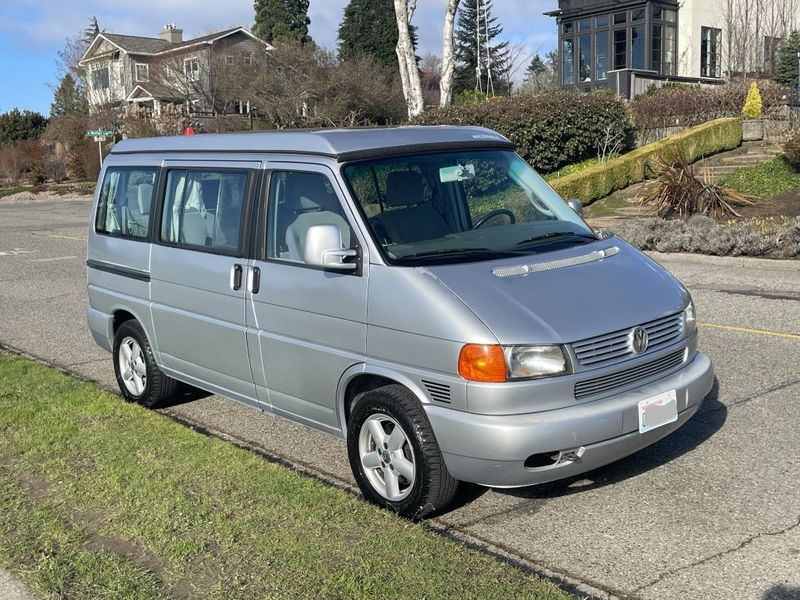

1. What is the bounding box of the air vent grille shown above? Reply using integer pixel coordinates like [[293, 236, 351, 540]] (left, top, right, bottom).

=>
[[422, 380, 452, 404]]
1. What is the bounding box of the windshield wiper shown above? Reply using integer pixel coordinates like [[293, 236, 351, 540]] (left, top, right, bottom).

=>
[[401, 247, 519, 260], [515, 231, 597, 248]]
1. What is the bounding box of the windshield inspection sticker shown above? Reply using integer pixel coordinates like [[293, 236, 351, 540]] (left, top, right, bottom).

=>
[[440, 164, 476, 183]]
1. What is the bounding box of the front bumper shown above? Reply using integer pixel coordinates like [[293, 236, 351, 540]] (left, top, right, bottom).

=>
[[425, 352, 714, 487]]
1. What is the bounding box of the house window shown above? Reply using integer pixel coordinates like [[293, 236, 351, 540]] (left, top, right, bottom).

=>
[[664, 10, 677, 23], [91, 65, 110, 90], [595, 15, 609, 28], [243, 55, 253, 66], [135, 63, 149, 82], [563, 22, 574, 35], [595, 31, 609, 80], [579, 35, 591, 83], [632, 8, 646, 21], [701, 27, 722, 78], [226, 55, 234, 66], [764, 37, 781, 76], [562, 38, 575, 85], [632, 25, 646, 70], [614, 12, 627, 25], [184, 58, 200, 82], [578, 19, 591, 32], [614, 29, 627, 70], [652, 8, 677, 77]]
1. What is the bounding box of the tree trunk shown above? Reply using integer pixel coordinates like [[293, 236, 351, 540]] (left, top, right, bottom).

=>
[[393, 0, 425, 118], [439, 0, 460, 108]]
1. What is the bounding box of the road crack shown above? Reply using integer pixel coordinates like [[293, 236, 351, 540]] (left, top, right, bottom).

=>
[[631, 513, 800, 595]]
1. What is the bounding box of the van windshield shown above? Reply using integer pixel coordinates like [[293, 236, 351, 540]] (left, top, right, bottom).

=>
[[342, 150, 596, 266]]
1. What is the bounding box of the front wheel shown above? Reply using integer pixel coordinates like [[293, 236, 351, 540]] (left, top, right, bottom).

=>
[[347, 384, 458, 519], [113, 320, 177, 408]]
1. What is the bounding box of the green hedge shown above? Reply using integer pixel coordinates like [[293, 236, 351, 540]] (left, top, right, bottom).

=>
[[414, 90, 631, 174], [550, 117, 742, 205]]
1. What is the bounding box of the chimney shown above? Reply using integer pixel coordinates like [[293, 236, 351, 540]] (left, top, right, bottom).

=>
[[159, 24, 183, 44]]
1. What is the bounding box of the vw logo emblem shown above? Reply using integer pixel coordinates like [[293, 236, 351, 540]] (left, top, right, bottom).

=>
[[629, 327, 649, 355]]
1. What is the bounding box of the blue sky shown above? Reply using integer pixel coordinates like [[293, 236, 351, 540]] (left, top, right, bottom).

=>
[[0, 0, 558, 115]]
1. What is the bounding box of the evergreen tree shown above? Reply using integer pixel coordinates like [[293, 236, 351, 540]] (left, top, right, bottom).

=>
[[777, 30, 800, 88], [253, 0, 311, 45], [50, 73, 88, 116], [453, 0, 510, 96], [338, 0, 417, 69], [0, 109, 48, 147], [84, 16, 100, 45]]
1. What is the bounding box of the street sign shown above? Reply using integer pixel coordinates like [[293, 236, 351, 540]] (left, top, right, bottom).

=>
[[86, 129, 113, 138]]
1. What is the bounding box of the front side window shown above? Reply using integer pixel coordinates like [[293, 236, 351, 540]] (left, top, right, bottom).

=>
[[95, 167, 157, 240], [267, 171, 353, 264], [701, 27, 722, 78], [343, 151, 594, 266], [160, 170, 248, 252]]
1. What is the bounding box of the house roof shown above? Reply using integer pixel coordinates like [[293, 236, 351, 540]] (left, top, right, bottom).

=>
[[126, 83, 184, 102], [79, 27, 268, 65], [110, 126, 516, 162]]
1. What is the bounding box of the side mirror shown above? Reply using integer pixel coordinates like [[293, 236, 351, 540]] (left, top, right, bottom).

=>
[[304, 224, 357, 271], [567, 198, 583, 216]]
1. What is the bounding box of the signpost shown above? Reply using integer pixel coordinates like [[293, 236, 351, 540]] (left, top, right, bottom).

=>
[[86, 130, 113, 170]]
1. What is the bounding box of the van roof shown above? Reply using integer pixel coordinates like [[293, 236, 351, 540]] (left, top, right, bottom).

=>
[[110, 126, 515, 162]]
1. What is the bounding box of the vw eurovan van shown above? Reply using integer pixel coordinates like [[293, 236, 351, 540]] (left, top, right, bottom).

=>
[[87, 127, 714, 517]]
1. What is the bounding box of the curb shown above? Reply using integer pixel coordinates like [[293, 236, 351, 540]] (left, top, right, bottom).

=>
[[646, 251, 800, 271], [0, 342, 619, 600]]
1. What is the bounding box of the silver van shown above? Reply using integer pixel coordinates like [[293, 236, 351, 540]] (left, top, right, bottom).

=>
[[87, 127, 714, 517]]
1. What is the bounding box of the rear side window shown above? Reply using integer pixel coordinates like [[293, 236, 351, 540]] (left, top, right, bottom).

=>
[[160, 170, 249, 253], [95, 167, 158, 239]]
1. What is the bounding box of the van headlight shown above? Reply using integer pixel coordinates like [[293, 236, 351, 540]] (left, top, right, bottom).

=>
[[683, 299, 697, 337], [458, 344, 572, 382], [505, 345, 571, 380]]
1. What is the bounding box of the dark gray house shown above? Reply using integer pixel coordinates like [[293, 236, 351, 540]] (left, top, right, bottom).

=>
[[546, 0, 798, 97]]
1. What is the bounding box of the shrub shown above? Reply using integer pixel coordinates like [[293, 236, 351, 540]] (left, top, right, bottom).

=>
[[784, 133, 800, 168], [0, 109, 48, 147], [640, 153, 752, 219], [0, 142, 26, 183], [414, 90, 631, 173], [742, 82, 763, 120], [550, 117, 742, 205], [632, 81, 782, 140], [613, 215, 799, 258]]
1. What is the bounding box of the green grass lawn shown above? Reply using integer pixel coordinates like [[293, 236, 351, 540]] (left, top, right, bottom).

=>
[[0, 353, 570, 600], [718, 156, 800, 198], [0, 185, 32, 199]]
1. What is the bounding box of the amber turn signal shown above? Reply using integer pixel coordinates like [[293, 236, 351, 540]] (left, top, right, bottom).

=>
[[458, 344, 507, 383]]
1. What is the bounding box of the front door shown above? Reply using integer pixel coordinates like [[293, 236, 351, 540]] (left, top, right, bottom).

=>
[[246, 163, 368, 434], [150, 161, 259, 406]]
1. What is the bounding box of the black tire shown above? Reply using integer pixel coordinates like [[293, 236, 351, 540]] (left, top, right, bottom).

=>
[[112, 320, 177, 408], [347, 384, 458, 519]]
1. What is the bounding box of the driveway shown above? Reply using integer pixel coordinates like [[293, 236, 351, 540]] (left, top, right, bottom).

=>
[[1, 197, 799, 599]]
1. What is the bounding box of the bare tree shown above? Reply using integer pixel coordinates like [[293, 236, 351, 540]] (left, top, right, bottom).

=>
[[394, 0, 425, 118], [439, 0, 461, 107]]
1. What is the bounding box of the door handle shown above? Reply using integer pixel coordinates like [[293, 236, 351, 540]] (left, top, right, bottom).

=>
[[249, 266, 261, 294], [230, 264, 243, 290]]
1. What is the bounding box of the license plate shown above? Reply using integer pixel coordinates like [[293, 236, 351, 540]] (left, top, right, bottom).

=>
[[638, 390, 678, 434]]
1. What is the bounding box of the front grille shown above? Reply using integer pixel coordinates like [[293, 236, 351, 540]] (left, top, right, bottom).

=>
[[422, 380, 451, 404], [574, 348, 686, 400], [571, 312, 684, 368]]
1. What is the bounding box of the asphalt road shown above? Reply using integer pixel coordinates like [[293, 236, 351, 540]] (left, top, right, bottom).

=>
[[1, 197, 799, 600]]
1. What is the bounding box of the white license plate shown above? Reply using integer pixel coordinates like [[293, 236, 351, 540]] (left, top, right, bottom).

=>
[[638, 390, 678, 434]]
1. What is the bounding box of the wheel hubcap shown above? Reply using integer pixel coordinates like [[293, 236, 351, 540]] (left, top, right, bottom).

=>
[[358, 414, 416, 502], [118, 337, 146, 396]]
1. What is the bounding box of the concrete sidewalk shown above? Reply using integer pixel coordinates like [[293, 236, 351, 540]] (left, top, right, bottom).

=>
[[0, 569, 36, 600]]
